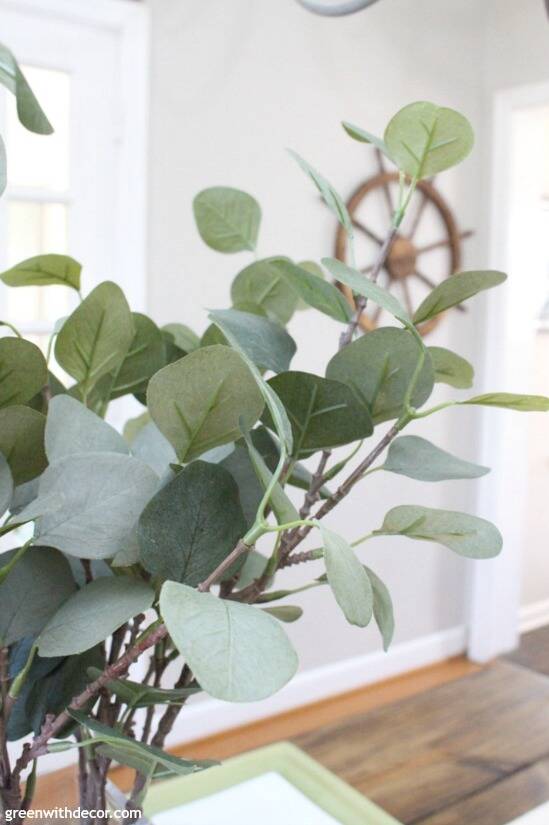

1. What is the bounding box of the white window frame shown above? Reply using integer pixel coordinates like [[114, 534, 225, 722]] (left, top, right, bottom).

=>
[[0, 0, 149, 318]]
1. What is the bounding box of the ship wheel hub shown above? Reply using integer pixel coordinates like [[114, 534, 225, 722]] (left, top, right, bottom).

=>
[[387, 236, 417, 281]]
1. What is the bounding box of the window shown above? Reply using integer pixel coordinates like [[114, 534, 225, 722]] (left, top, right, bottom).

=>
[[0, 0, 148, 352]]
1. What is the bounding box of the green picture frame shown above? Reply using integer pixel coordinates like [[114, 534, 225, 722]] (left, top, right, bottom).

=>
[[144, 741, 402, 824]]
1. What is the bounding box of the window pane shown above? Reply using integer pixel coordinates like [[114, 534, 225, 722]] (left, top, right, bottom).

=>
[[6, 66, 71, 192], [6, 202, 71, 325]]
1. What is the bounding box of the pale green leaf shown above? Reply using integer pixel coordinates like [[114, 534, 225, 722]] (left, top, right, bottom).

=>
[[384, 101, 474, 179], [38, 577, 154, 657], [242, 429, 299, 524], [320, 525, 373, 627], [0, 254, 81, 291], [365, 566, 395, 651], [288, 150, 353, 236], [263, 605, 303, 623], [428, 346, 474, 389], [342, 122, 394, 160], [147, 345, 264, 462], [160, 582, 298, 702], [208, 308, 296, 373], [130, 421, 176, 477], [193, 187, 261, 253], [161, 323, 200, 353], [462, 393, 549, 412], [231, 259, 299, 324], [45, 395, 129, 463], [267, 257, 352, 323], [0, 43, 53, 134], [413, 270, 507, 324], [322, 257, 411, 326], [376, 505, 502, 559], [384, 436, 489, 481]]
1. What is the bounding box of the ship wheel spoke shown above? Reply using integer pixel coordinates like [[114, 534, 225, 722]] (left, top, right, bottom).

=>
[[413, 269, 438, 290], [417, 230, 473, 256], [352, 218, 383, 246], [407, 179, 436, 239], [401, 278, 414, 316], [375, 148, 394, 219]]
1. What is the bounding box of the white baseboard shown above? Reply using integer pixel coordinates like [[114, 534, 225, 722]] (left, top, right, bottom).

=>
[[520, 599, 549, 633], [24, 625, 466, 775]]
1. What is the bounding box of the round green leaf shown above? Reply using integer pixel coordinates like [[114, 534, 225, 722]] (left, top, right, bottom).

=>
[[45, 395, 129, 463], [138, 461, 247, 586], [0, 254, 82, 291], [320, 525, 373, 628], [147, 345, 264, 463], [0, 405, 46, 484], [193, 187, 261, 253], [413, 270, 507, 325], [160, 582, 298, 702], [0, 337, 47, 408], [264, 371, 373, 456], [377, 505, 502, 559], [384, 436, 489, 482], [231, 259, 299, 324], [384, 101, 474, 180], [208, 308, 296, 374], [38, 577, 155, 657], [326, 327, 434, 424]]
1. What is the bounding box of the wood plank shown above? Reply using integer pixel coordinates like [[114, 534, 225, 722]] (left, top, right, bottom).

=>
[[294, 661, 549, 824], [416, 758, 549, 825]]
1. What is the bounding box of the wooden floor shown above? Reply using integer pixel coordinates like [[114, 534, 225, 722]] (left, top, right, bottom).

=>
[[35, 628, 549, 822]]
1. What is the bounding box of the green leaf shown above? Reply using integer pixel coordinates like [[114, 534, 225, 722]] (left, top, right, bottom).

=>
[[428, 346, 474, 389], [193, 187, 261, 253], [55, 282, 134, 396], [384, 436, 489, 481], [147, 346, 264, 463], [376, 505, 503, 559], [0, 548, 76, 646], [263, 605, 303, 623], [208, 308, 296, 373], [130, 421, 177, 478], [232, 549, 269, 589], [288, 150, 353, 237], [320, 525, 373, 628], [342, 122, 394, 161], [138, 461, 246, 586], [231, 259, 299, 324], [322, 257, 411, 326], [264, 371, 373, 457], [220, 442, 265, 528], [69, 711, 216, 777], [207, 317, 293, 455], [110, 313, 166, 398], [45, 395, 129, 463], [462, 393, 549, 412], [0, 43, 53, 134], [38, 577, 154, 657], [241, 429, 299, 524], [365, 567, 395, 651], [384, 101, 474, 180], [86, 668, 201, 709], [326, 328, 434, 424], [161, 323, 200, 353], [413, 270, 507, 325], [25, 453, 158, 560], [0, 406, 46, 484], [0, 255, 81, 291], [0, 337, 47, 408], [267, 258, 352, 323], [160, 582, 298, 702], [0, 454, 13, 518]]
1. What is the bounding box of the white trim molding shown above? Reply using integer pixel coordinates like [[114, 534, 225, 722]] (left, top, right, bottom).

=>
[[520, 600, 549, 634]]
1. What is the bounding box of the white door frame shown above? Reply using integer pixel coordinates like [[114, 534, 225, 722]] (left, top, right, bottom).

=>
[[0, 0, 150, 311], [467, 79, 549, 662]]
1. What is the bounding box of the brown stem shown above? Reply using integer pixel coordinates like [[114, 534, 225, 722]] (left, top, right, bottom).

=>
[[150, 665, 192, 750], [197, 539, 250, 592], [339, 225, 398, 349]]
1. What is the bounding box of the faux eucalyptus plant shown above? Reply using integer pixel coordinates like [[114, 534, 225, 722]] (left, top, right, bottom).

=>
[[0, 59, 548, 824]]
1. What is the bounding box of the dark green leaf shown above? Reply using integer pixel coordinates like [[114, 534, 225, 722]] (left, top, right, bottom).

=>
[[138, 461, 247, 586], [326, 328, 434, 424], [208, 308, 296, 373], [0, 548, 76, 646], [160, 582, 298, 701], [86, 668, 201, 709], [428, 346, 474, 389], [147, 346, 264, 463], [0, 338, 47, 408], [0, 454, 13, 518], [376, 505, 503, 558], [384, 102, 474, 179], [413, 271, 507, 324], [264, 371, 373, 457], [38, 577, 155, 657], [193, 187, 261, 253], [110, 313, 166, 398], [384, 436, 489, 481], [0, 255, 81, 290], [0, 406, 46, 484], [55, 282, 134, 396], [267, 258, 353, 323], [231, 259, 299, 324]]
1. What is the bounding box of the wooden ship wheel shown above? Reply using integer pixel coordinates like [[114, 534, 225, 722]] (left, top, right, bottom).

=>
[[334, 150, 473, 336]]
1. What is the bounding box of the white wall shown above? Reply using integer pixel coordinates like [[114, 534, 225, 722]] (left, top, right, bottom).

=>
[[146, 0, 491, 681]]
